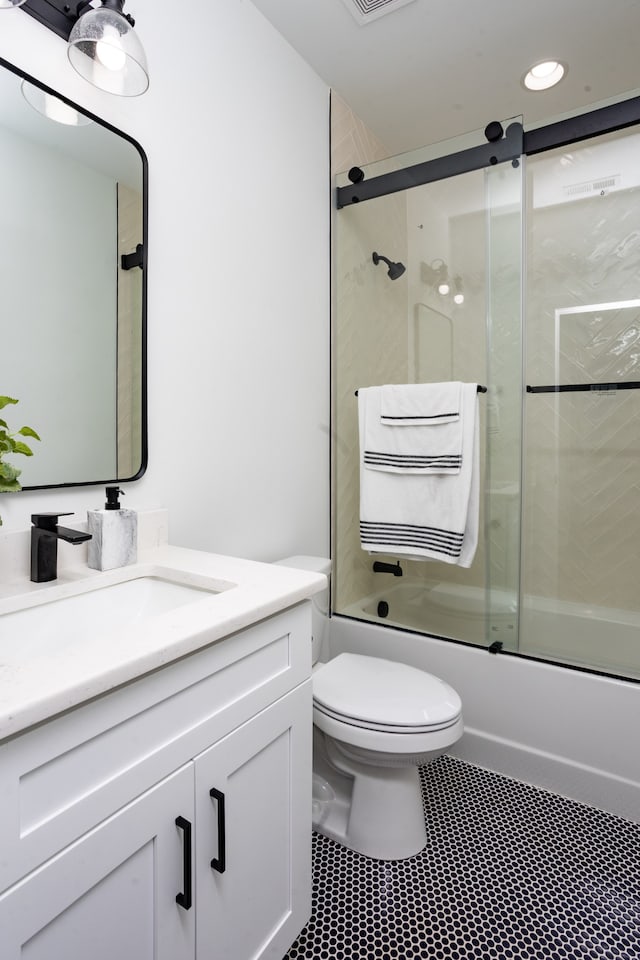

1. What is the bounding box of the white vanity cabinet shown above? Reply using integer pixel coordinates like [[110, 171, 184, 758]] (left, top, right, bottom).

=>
[[194, 685, 310, 960], [0, 764, 196, 960], [0, 602, 312, 960]]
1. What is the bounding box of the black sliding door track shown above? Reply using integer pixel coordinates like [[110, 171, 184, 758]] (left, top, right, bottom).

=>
[[336, 94, 640, 208]]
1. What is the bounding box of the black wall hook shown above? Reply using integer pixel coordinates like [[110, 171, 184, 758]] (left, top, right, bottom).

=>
[[121, 243, 144, 271]]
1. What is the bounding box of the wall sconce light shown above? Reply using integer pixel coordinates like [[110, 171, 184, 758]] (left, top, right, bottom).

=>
[[421, 258, 449, 295], [437, 275, 450, 296], [421, 260, 465, 305], [21, 0, 149, 96], [453, 276, 465, 306]]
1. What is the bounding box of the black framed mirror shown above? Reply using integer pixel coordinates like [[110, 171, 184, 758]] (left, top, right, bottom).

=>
[[0, 56, 147, 490]]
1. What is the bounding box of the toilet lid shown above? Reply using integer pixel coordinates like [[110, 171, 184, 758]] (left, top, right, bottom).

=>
[[313, 653, 461, 729]]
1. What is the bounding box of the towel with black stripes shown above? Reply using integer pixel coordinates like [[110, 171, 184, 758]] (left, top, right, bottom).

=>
[[358, 382, 479, 567], [365, 381, 463, 475]]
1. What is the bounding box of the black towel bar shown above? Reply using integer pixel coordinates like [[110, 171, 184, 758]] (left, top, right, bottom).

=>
[[355, 385, 487, 396]]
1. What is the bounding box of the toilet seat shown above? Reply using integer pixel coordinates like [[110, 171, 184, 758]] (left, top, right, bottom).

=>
[[312, 653, 463, 755], [313, 701, 458, 734], [313, 653, 462, 732]]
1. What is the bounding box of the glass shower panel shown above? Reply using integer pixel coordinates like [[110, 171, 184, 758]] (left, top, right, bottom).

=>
[[484, 155, 524, 652], [333, 123, 523, 647], [522, 127, 640, 680], [333, 187, 410, 625], [400, 168, 489, 645]]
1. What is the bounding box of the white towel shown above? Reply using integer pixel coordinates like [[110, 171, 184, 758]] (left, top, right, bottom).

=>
[[364, 382, 465, 475], [358, 383, 479, 567], [380, 382, 461, 425]]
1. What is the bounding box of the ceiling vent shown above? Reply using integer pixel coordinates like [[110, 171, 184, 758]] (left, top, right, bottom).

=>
[[340, 0, 417, 26]]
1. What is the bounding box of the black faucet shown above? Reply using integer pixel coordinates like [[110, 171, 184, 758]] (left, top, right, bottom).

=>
[[372, 560, 403, 577], [31, 512, 92, 583]]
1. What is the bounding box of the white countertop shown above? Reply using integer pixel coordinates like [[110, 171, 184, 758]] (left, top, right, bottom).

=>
[[0, 543, 325, 742]]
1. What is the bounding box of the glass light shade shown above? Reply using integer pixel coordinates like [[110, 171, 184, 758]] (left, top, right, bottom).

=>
[[437, 281, 450, 296], [68, 6, 149, 97], [0, 0, 27, 7], [21, 80, 92, 126]]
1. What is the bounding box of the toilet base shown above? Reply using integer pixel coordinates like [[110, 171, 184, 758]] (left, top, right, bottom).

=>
[[312, 728, 428, 860]]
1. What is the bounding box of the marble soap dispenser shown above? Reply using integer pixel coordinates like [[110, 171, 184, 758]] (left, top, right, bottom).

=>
[[87, 486, 137, 571]]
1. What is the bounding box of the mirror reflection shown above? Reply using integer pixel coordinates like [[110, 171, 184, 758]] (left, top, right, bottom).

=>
[[0, 58, 146, 488]]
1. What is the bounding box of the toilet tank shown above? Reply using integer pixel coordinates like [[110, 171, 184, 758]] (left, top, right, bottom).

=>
[[273, 556, 331, 664]]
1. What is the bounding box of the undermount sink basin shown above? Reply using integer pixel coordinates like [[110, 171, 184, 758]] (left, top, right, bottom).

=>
[[0, 569, 233, 666]]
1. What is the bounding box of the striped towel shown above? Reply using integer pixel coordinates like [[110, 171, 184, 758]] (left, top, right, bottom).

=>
[[358, 383, 479, 566], [363, 382, 464, 475], [380, 382, 461, 425]]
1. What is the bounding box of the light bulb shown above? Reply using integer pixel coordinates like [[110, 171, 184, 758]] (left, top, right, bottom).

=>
[[437, 282, 450, 296], [452, 276, 464, 305], [96, 37, 127, 72]]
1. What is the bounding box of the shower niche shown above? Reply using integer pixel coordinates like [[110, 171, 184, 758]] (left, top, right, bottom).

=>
[[333, 108, 640, 683]]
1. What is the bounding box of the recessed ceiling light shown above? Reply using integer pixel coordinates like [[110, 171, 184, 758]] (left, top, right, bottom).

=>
[[523, 60, 566, 91]]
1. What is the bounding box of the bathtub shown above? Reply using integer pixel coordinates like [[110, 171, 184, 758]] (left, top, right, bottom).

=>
[[327, 609, 640, 824], [344, 580, 515, 645], [343, 580, 640, 679]]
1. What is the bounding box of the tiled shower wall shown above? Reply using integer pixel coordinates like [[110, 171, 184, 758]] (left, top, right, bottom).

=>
[[331, 95, 409, 611], [523, 134, 640, 613]]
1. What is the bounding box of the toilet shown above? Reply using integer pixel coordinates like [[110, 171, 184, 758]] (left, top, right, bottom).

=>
[[275, 556, 464, 861]]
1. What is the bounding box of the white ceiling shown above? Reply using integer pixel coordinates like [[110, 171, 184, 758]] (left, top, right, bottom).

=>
[[251, 0, 640, 156]]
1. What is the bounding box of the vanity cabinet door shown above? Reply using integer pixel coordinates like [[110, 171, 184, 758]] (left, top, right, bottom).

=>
[[0, 765, 195, 960], [194, 680, 312, 960]]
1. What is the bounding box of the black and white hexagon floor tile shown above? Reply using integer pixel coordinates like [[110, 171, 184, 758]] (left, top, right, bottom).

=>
[[284, 756, 640, 960]]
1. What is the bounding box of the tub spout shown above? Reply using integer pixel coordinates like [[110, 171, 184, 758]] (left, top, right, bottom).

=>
[[373, 561, 403, 577]]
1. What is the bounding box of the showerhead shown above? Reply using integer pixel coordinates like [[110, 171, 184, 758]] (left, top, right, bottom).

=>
[[372, 251, 406, 280]]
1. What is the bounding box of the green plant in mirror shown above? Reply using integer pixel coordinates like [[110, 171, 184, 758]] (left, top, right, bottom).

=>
[[0, 396, 41, 527]]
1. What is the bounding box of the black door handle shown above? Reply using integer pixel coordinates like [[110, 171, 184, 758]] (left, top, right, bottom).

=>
[[175, 815, 192, 909], [209, 787, 226, 873]]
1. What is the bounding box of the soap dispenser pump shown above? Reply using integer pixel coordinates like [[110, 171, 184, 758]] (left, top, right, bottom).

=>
[[87, 485, 137, 571], [105, 485, 122, 510]]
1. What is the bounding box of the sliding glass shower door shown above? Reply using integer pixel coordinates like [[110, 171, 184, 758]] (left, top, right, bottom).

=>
[[333, 122, 524, 650], [521, 127, 640, 680], [334, 102, 640, 681]]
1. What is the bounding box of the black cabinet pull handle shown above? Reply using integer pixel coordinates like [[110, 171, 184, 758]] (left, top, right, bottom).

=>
[[175, 815, 192, 910], [209, 787, 226, 873]]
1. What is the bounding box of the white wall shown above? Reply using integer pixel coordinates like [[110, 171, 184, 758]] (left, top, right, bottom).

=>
[[0, 0, 330, 562]]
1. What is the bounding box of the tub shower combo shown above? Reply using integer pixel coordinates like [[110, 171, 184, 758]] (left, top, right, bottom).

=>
[[333, 106, 640, 686]]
